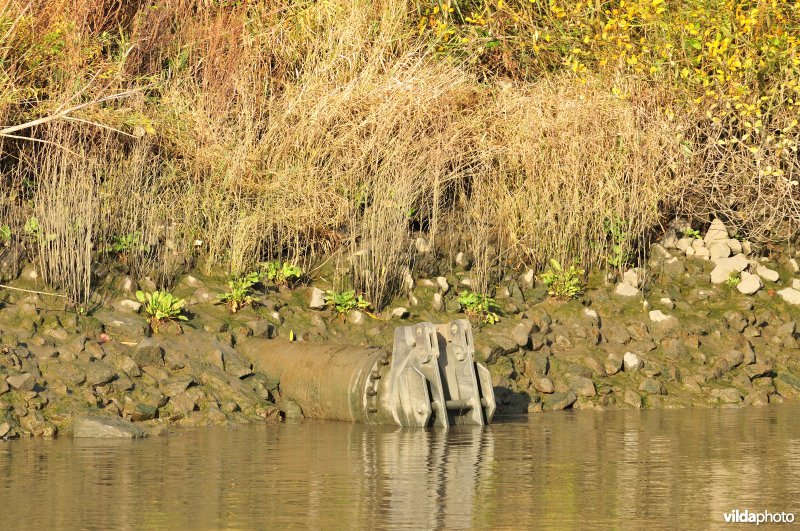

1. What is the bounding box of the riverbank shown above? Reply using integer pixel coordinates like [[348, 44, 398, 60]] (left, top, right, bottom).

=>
[[2, 218, 800, 438]]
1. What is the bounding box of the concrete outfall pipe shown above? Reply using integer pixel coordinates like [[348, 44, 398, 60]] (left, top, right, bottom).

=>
[[239, 320, 496, 427]]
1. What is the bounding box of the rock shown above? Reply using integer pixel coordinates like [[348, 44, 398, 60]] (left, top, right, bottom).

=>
[[532, 376, 555, 394], [348, 310, 365, 325], [623, 268, 645, 289], [737, 272, 763, 295], [789, 258, 800, 273], [605, 353, 624, 375], [246, 320, 275, 339], [436, 277, 450, 295], [639, 377, 667, 395], [390, 307, 409, 319], [6, 373, 35, 391], [0, 422, 12, 438], [695, 246, 711, 260], [704, 218, 729, 244], [685, 246, 695, 258], [777, 288, 800, 306], [169, 391, 197, 416], [649, 310, 678, 326], [116, 299, 142, 313], [431, 293, 444, 312], [662, 257, 686, 279], [744, 391, 769, 406], [123, 400, 158, 421], [568, 376, 596, 397], [614, 282, 640, 297], [0, 379, 8, 395], [713, 388, 741, 403], [309, 288, 326, 310], [511, 321, 534, 348], [793, 279, 800, 291], [74, 416, 147, 438], [676, 237, 692, 252], [526, 351, 549, 377], [455, 252, 472, 270], [623, 352, 643, 372], [624, 389, 642, 408], [85, 361, 117, 386], [279, 398, 304, 419], [160, 375, 196, 397], [710, 254, 749, 283], [132, 338, 164, 367], [543, 391, 576, 411], [708, 242, 731, 260], [728, 239, 743, 254], [755, 265, 779, 282], [746, 364, 773, 380], [519, 269, 535, 289]]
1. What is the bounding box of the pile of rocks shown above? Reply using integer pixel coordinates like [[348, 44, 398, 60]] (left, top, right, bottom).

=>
[[0, 295, 280, 439]]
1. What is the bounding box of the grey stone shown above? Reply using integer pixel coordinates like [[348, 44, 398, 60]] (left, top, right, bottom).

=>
[[391, 307, 409, 319], [431, 293, 444, 312], [623, 352, 643, 371], [744, 391, 769, 406], [639, 377, 667, 395], [708, 242, 731, 260], [695, 246, 710, 260], [526, 351, 549, 377], [756, 265, 780, 282], [649, 310, 678, 326], [737, 272, 763, 295], [789, 258, 800, 273], [348, 310, 365, 325], [714, 388, 742, 403], [279, 398, 304, 419], [160, 375, 197, 397], [246, 320, 275, 338], [0, 379, 8, 395], [710, 254, 749, 283], [532, 376, 555, 394], [414, 237, 432, 253], [132, 338, 164, 367], [568, 376, 596, 397], [455, 252, 472, 270], [543, 391, 576, 411], [727, 239, 743, 254], [6, 373, 35, 391], [116, 299, 142, 313], [624, 389, 642, 408], [519, 269, 535, 289], [169, 391, 198, 415], [614, 282, 640, 297], [85, 361, 117, 386], [623, 268, 645, 289], [123, 400, 158, 421], [436, 276, 450, 295], [676, 237, 692, 251], [74, 416, 147, 438], [704, 218, 729, 244], [309, 287, 326, 310], [511, 321, 534, 348], [605, 353, 624, 375], [777, 288, 800, 306]]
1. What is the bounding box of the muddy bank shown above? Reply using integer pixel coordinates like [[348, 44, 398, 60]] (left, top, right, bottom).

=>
[[2, 219, 800, 438]]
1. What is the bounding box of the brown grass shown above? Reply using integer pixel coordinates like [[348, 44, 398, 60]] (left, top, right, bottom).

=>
[[0, 0, 797, 307]]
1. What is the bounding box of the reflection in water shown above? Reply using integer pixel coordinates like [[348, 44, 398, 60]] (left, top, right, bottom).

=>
[[1, 405, 800, 529]]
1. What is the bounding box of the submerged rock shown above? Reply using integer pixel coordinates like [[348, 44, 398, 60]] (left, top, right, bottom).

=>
[[73, 416, 147, 438]]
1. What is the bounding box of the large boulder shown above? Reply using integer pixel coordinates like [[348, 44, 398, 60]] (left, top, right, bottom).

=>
[[704, 218, 729, 245]]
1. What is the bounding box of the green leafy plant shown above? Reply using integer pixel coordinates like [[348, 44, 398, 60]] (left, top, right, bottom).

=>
[[725, 271, 741, 288], [135, 290, 188, 330], [604, 216, 631, 269], [324, 289, 370, 319], [22, 216, 55, 243], [540, 259, 585, 300], [106, 231, 146, 255], [683, 227, 702, 239], [457, 290, 500, 325], [217, 271, 262, 313], [261, 261, 303, 286]]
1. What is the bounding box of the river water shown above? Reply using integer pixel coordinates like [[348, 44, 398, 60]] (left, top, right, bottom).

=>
[[2, 405, 799, 529]]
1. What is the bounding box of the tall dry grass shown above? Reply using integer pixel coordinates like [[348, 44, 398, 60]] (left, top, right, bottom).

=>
[[0, 0, 797, 307]]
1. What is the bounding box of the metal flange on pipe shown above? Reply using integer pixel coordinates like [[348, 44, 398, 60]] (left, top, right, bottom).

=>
[[240, 320, 496, 427]]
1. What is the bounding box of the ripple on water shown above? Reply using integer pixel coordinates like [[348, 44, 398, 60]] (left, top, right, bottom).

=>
[[1, 405, 799, 529]]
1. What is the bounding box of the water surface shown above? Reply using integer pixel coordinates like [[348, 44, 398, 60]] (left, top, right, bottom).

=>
[[2, 405, 799, 529]]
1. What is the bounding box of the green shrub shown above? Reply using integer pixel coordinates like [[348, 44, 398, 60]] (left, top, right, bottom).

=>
[[683, 228, 702, 239], [0, 225, 10, 245], [725, 271, 741, 288], [106, 231, 146, 255], [457, 290, 500, 324], [324, 289, 370, 318], [217, 272, 262, 313], [604, 216, 631, 270], [539, 259, 585, 299], [135, 290, 188, 330]]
